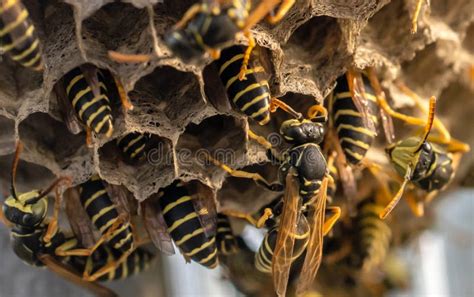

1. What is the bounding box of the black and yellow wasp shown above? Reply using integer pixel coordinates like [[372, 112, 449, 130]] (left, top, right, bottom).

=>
[[142, 180, 219, 268], [216, 213, 239, 256], [377, 90, 470, 219], [0, 0, 43, 71], [209, 107, 341, 296], [55, 65, 132, 146], [215, 45, 301, 125], [116, 132, 151, 164], [0, 142, 152, 297], [109, 0, 294, 79]]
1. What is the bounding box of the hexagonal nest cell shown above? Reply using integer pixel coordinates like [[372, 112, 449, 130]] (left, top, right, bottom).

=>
[[1, 0, 474, 296]]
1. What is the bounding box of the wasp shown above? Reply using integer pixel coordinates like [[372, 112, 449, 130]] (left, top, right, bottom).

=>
[[216, 45, 301, 125], [209, 107, 341, 296], [0, 142, 127, 297], [354, 200, 392, 272], [376, 85, 470, 219], [55, 65, 132, 147], [116, 132, 151, 164], [0, 0, 43, 71], [109, 0, 294, 80], [60, 174, 150, 282], [145, 180, 219, 268], [216, 213, 239, 256]]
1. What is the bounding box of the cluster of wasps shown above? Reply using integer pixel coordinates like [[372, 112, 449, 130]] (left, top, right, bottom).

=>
[[0, 0, 470, 296]]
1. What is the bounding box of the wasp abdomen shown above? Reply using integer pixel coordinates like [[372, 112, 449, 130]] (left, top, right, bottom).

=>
[[158, 182, 218, 268], [117, 132, 149, 163], [332, 76, 378, 165], [64, 68, 113, 135], [216, 46, 271, 125], [79, 176, 134, 253], [216, 214, 238, 256], [0, 0, 43, 70]]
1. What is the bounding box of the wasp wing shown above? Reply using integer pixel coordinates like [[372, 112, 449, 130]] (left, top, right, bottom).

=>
[[347, 69, 377, 134], [272, 168, 301, 297], [141, 195, 175, 256], [39, 254, 118, 297], [189, 182, 217, 238], [105, 183, 135, 218], [54, 80, 83, 135], [295, 176, 328, 296], [64, 188, 97, 248]]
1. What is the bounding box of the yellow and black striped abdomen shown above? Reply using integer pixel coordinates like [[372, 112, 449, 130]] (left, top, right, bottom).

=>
[[117, 132, 149, 163], [0, 0, 42, 70], [255, 221, 310, 273], [79, 246, 153, 281], [64, 67, 113, 136], [216, 45, 271, 125], [79, 176, 134, 253], [158, 181, 218, 268], [332, 76, 378, 165], [216, 214, 238, 256], [356, 202, 391, 270]]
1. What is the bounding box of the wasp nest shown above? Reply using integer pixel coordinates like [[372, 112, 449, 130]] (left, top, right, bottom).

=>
[[1, 0, 473, 296]]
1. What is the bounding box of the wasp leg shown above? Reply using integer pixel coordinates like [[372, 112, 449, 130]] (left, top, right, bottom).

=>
[[0, 207, 12, 227], [55, 215, 128, 257], [266, 0, 295, 24], [397, 82, 449, 137], [174, 4, 203, 29], [426, 135, 471, 153], [207, 154, 283, 192], [221, 208, 273, 228], [411, 0, 425, 34], [247, 128, 284, 163], [405, 191, 424, 217], [307, 104, 328, 121], [113, 76, 133, 111], [379, 168, 412, 219], [86, 127, 93, 148], [108, 51, 153, 63], [243, 0, 281, 31], [365, 69, 425, 127], [207, 48, 221, 60], [270, 97, 303, 119], [323, 206, 341, 236], [84, 249, 134, 282], [43, 188, 63, 243], [239, 31, 256, 81]]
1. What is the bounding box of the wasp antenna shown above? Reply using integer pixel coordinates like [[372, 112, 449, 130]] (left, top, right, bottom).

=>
[[11, 141, 23, 200], [32, 177, 72, 204], [415, 96, 436, 152]]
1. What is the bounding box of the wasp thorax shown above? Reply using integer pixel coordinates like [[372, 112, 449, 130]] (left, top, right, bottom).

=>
[[164, 30, 203, 62], [280, 119, 326, 144], [3, 191, 48, 227]]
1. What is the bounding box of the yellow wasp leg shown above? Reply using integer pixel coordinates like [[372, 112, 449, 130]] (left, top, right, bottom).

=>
[[266, 0, 295, 24], [364, 69, 425, 126], [55, 215, 128, 257], [239, 31, 256, 81], [174, 4, 204, 29], [84, 249, 134, 282], [113, 76, 134, 111], [307, 104, 328, 120], [411, 0, 425, 34], [270, 97, 303, 119], [247, 129, 273, 150], [380, 169, 412, 219], [405, 191, 424, 217], [221, 208, 273, 228], [323, 206, 341, 236], [243, 0, 281, 31]]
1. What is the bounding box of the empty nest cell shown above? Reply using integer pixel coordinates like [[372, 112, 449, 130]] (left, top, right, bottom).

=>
[[0, 115, 15, 156], [128, 65, 205, 132], [176, 114, 247, 176], [18, 112, 88, 173]]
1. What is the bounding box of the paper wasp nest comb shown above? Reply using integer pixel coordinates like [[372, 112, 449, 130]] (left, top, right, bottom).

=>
[[0, 0, 473, 294]]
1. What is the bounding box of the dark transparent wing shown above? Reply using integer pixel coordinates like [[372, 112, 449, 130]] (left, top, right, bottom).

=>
[[54, 80, 83, 135], [190, 182, 217, 238], [347, 70, 377, 134], [141, 195, 175, 256], [272, 168, 300, 297], [295, 176, 328, 296], [105, 183, 134, 218], [64, 188, 96, 248]]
